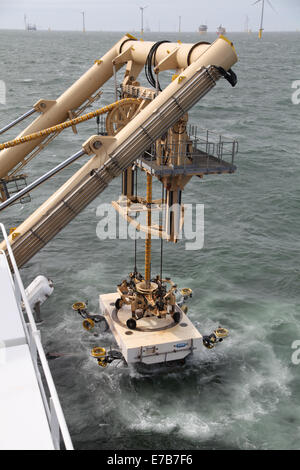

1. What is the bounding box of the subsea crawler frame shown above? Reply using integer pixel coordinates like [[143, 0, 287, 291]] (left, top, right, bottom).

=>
[[73, 276, 228, 367]]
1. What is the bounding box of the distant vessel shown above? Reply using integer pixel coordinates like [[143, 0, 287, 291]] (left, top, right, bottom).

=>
[[217, 24, 226, 35], [198, 24, 208, 34], [27, 24, 37, 31], [24, 14, 37, 31]]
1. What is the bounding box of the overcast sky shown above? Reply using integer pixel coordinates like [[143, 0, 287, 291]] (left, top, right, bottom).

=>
[[0, 0, 299, 32]]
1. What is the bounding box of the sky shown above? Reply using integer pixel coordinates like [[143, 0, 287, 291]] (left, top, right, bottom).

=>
[[0, 0, 299, 32]]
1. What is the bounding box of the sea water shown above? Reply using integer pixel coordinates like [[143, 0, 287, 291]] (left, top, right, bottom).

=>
[[0, 30, 299, 450]]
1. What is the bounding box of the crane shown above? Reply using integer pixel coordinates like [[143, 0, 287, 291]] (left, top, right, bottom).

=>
[[0, 33, 238, 365]]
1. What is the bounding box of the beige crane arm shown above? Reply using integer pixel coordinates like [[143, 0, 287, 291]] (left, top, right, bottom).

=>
[[0, 34, 229, 180], [0, 36, 237, 268], [0, 34, 133, 178]]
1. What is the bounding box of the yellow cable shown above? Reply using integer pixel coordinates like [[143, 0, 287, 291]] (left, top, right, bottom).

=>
[[0, 98, 140, 151], [145, 173, 152, 284]]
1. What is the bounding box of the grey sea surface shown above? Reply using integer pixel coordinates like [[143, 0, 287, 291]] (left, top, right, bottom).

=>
[[0, 30, 300, 450]]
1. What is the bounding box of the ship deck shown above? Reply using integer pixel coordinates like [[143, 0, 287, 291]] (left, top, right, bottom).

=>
[[0, 252, 54, 450], [0, 223, 73, 450]]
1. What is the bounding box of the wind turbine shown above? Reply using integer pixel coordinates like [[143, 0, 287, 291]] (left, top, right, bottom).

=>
[[253, 0, 276, 39], [139, 5, 148, 37], [81, 11, 85, 33]]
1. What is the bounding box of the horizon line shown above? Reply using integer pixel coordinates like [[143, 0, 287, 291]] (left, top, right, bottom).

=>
[[0, 28, 299, 33]]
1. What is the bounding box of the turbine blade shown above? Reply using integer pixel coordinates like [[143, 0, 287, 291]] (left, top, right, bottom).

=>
[[267, 0, 277, 13], [252, 0, 262, 5]]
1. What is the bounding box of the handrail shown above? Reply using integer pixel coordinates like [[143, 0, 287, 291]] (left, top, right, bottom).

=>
[[141, 125, 238, 170], [0, 223, 73, 450]]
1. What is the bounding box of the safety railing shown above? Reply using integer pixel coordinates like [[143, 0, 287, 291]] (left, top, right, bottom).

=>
[[0, 176, 31, 206], [140, 125, 238, 175], [0, 223, 73, 450], [189, 126, 239, 165]]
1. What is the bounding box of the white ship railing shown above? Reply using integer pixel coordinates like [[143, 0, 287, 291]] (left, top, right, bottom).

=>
[[0, 223, 73, 450]]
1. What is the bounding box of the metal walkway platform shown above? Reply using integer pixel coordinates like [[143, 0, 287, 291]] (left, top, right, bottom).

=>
[[137, 127, 238, 177], [137, 150, 236, 176]]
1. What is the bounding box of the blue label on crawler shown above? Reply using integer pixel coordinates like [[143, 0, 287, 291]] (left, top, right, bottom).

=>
[[176, 343, 188, 348]]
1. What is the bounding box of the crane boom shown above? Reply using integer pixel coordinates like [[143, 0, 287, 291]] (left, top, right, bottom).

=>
[[0, 36, 238, 267], [0, 35, 214, 180]]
